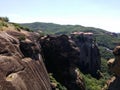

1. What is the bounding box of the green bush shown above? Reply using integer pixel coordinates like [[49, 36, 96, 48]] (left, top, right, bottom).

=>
[[0, 22, 8, 28], [12, 23, 33, 32], [49, 73, 67, 90], [0, 17, 9, 22], [81, 74, 106, 90], [18, 35, 26, 41], [99, 46, 114, 60], [77, 57, 112, 90]]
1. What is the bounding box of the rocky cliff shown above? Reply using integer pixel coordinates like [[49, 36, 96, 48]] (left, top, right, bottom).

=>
[[0, 18, 87, 90], [107, 46, 120, 90], [0, 30, 51, 90], [0, 18, 102, 90], [71, 32, 101, 78], [40, 32, 101, 89], [40, 35, 85, 90]]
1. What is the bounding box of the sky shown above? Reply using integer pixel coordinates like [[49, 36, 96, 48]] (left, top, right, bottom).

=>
[[0, 0, 120, 32]]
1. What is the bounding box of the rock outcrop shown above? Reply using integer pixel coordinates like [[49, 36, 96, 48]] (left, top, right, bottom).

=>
[[107, 46, 120, 90], [40, 35, 85, 90], [0, 30, 51, 90], [0, 19, 101, 90], [71, 32, 101, 78]]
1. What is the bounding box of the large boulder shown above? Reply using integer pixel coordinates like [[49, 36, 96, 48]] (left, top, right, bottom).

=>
[[71, 32, 101, 78], [0, 31, 51, 90], [107, 46, 120, 90], [40, 35, 85, 90]]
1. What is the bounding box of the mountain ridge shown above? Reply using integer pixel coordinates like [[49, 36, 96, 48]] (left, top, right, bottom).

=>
[[20, 22, 114, 34], [20, 22, 120, 59]]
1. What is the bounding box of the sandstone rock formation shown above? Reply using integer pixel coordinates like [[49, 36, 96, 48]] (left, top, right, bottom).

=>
[[71, 32, 101, 78], [40, 35, 85, 90], [0, 30, 51, 90], [107, 46, 120, 90], [0, 18, 101, 90]]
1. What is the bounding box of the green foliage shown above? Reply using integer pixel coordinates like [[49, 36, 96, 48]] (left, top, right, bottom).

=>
[[95, 34, 120, 50], [0, 17, 9, 22], [99, 46, 114, 60], [0, 20, 8, 27], [81, 73, 106, 90], [101, 58, 112, 79], [12, 23, 22, 31], [20, 22, 84, 34], [49, 73, 67, 90], [18, 35, 26, 41], [78, 58, 111, 90], [20, 22, 107, 35], [12, 23, 32, 32]]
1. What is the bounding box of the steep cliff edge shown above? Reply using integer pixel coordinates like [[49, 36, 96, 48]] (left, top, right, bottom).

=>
[[40, 32, 101, 89], [71, 32, 101, 78], [0, 30, 51, 90], [0, 18, 87, 90], [40, 35, 85, 90], [107, 46, 120, 90]]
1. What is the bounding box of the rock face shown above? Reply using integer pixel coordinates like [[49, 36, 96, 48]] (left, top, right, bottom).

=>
[[107, 46, 120, 90], [40, 35, 85, 90], [71, 32, 101, 78], [0, 30, 51, 90], [0, 27, 100, 90]]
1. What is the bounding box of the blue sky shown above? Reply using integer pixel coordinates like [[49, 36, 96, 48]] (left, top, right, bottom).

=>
[[1, 0, 120, 32]]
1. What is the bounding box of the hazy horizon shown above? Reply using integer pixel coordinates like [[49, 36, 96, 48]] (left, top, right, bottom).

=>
[[1, 0, 120, 32]]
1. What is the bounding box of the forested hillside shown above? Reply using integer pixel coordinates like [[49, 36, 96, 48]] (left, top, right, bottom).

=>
[[20, 22, 120, 59]]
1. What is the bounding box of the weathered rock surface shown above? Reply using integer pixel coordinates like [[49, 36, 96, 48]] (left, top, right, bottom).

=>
[[0, 30, 51, 90], [40, 35, 85, 90], [107, 46, 120, 90], [0, 22, 100, 90], [71, 32, 101, 78]]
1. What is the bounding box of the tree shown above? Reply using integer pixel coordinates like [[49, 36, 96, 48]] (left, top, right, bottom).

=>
[[0, 17, 9, 22]]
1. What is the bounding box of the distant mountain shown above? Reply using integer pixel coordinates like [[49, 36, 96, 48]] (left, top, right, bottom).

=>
[[20, 22, 109, 35], [20, 22, 120, 51]]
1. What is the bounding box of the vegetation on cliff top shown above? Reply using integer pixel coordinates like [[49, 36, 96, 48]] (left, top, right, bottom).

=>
[[20, 22, 120, 59], [0, 17, 32, 32], [0, 17, 9, 22], [49, 73, 67, 90]]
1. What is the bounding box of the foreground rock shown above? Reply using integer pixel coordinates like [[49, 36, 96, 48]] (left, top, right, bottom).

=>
[[107, 46, 120, 90], [0, 30, 51, 90]]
